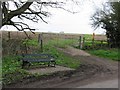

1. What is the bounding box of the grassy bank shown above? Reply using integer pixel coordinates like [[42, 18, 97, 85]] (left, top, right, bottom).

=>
[[87, 48, 118, 61], [2, 38, 80, 85], [2, 55, 31, 85], [78, 35, 118, 61]]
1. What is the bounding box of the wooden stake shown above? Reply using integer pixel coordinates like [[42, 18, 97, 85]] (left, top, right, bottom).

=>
[[79, 36, 82, 49], [8, 32, 11, 40], [38, 33, 43, 52], [83, 37, 85, 48]]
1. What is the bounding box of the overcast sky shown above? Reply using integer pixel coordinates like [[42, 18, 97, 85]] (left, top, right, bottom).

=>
[[1, 0, 108, 34]]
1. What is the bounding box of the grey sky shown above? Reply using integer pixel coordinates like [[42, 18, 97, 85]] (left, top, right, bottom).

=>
[[1, 0, 108, 34]]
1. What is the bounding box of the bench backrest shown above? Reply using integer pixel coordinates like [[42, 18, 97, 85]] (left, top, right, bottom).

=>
[[22, 54, 54, 60]]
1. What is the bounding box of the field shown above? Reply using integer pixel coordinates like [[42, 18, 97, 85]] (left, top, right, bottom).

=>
[[1, 31, 118, 85], [2, 31, 108, 55]]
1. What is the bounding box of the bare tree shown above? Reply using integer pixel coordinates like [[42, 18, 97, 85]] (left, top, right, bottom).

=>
[[1, 0, 81, 35]]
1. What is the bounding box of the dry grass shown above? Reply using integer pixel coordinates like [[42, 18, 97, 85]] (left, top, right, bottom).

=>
[[2, 31, 39, 40], [2, 31, 82, 41], [94, 35, 107, 41], [2, 31, 107, 40]]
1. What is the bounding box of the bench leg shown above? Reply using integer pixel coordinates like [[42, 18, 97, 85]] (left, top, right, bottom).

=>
[[53, 61, 56, 67], [22, 61, 25, 69], [28, 62, 31, 67], [22, 61, 30, 69], [50, 61, 56, 67], [48, 62, 50, 67]]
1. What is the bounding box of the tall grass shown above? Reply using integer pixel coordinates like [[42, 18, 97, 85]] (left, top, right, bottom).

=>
[[87, 49, 118, 61]]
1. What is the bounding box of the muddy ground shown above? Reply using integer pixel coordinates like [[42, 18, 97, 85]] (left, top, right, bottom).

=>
[[3, 47, 118, 88]]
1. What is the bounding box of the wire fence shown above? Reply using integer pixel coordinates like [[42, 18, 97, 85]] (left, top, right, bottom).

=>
[[2, 31, 108, 56]]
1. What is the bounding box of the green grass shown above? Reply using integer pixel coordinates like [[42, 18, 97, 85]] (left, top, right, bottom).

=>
[[43, 46, 80, 69], [22, 39, 39, 46], [2, 55, 50, 85], [56, 53, 80, 68], [81, 36, 118, 61], [82, 34, 108, 49], [2, 38, 81, 85], [87, 49, 119, 61], [25, 38, 80, 69], [0, 63, 2, 82], [84, 34, 92, 41], [43, 38, 81, 69], [44, 38, 78, 48], [2, 55, 32, 85]]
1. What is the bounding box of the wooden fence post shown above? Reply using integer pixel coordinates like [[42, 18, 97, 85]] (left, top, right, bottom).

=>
[[100, 40, 103, 48], [8, 32, 11, 40], [83, 37, 85, 48], [24, 38, 28, 54], [79, 36, 82, 49], [38, 33, 43, 52], [92, 33, 95, 49]]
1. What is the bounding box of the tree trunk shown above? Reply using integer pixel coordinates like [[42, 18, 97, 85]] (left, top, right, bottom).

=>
[[0, 2, 1, 34]]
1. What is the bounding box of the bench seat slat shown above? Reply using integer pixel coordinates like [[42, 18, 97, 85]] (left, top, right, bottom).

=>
[[23, 54, 53, 57], [23, 59, 55, 62], [21, 54, 56, 68]]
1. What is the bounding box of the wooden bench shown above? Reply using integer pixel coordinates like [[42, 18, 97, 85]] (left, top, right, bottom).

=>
[[21, 54, 56, 68]]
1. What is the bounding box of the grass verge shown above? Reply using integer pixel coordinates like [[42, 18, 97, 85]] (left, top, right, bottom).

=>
[[2, 38, 80, 85], [2, 55, 31, 85], [87, 48, 119, 61]]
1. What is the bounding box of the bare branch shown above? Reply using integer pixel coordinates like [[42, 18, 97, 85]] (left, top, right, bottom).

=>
[[10, 2, 33, 16], [20, 15, 38, 22], [48, 4, 77, 14], [37, 1, 59, 5], [27, 8, 48, 23], [2, 0, 81, 33], [22, 11, 47, 16], [23, 31, 31, 39], [36, 14, 48, 23], [14, 2, 20, 8]]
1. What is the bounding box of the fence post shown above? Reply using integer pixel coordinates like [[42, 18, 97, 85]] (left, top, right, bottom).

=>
[[79, 36, 82, 49], [24, 41, 28, 54], [38, 33, 43, 52], [24, 38, 28, 54], [101, 40, 103, 48], [83, 37, 85, 49], [92, 33, 95, 49], [8, 32, 11, 40]]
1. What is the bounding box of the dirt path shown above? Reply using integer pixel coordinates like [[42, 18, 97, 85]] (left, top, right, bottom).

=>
[[28, 65, 75, 75], [57, 46, 91, 56], [5, 46, 118, 88], [77, 79, 118, 88]]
